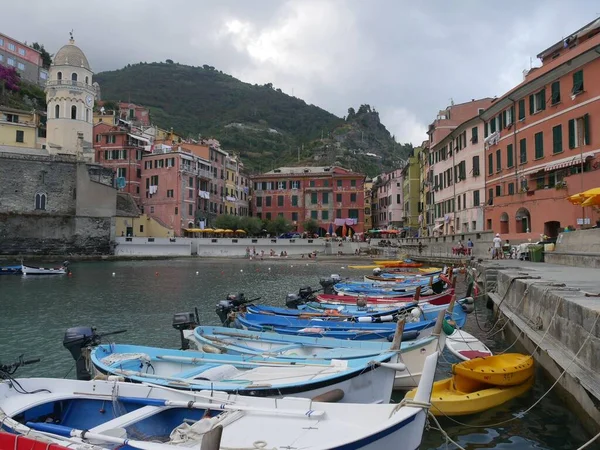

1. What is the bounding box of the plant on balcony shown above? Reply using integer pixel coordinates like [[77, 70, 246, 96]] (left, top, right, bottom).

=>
[[555, 180, 567, 190], [519, 186, 529, 193]]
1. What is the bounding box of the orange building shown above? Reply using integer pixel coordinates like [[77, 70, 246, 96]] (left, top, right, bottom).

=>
[[483, 19, 600, 240]]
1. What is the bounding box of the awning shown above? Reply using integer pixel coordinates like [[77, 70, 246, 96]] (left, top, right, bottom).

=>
[[544, 155, 591, 172], [433, 223, 443, 231], [128, 133, 150, 144]]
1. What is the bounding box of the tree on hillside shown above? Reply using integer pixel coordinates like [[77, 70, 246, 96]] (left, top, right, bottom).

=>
[[347, 107, 356, 121], [31, 42, 52, 68], [302, 218, 319, 235]]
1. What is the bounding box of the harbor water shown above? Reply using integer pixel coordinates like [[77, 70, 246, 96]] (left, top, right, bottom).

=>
[[0, 259, 596, 449]]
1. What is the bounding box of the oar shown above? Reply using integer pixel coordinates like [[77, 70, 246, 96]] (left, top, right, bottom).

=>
[[155, 354, 341, 368]]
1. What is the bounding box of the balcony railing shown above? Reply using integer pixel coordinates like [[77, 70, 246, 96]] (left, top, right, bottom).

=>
[[180, 164, 213, 179], [45, 80, 97, 91]]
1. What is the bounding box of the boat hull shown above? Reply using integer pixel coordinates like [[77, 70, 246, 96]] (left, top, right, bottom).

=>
[[21, 264, 67, 275]]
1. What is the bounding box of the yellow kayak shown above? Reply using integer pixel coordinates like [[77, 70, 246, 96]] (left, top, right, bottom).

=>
[[405, 374, 534, 416], [453, 353, 534, 386], [348, 265, 381, 269]]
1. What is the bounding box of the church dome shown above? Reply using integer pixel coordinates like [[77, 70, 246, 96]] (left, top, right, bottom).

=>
[[53, 39, 91, 70]]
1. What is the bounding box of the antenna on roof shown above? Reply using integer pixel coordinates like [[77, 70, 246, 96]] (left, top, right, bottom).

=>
[[69, 30, 74, 41]]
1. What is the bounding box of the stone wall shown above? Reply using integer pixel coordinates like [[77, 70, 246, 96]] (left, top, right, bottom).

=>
[[544, 228, 600, 268]]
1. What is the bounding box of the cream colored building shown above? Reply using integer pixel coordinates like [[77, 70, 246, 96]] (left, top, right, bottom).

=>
[[0, 106, 45, 149], [45, 38, 96, 162]]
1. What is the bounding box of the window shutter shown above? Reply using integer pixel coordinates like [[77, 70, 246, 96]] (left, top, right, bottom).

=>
[[568, 119, 576, 149], [553, 125, 562, 154], [551, 81, 560, 104], [583, 114, 590, 145], [502, 111, 507, 129], [540, 88, 546, 110], [510, 106, 515, 124], [518, 99, 525, 120], [529, 95, 535, 114]]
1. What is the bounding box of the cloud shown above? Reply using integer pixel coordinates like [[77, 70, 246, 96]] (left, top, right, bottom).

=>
[[1, 0, 597, 146]]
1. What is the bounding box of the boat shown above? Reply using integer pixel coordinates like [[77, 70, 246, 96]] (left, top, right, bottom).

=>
[[0, 352, 440, 450], [0, 433, 71, 450], [373, 260, 423, 268], [21, 261, 69, 275], [348, 264, 381, 269], [404, 373, 534, 416], [453, 353, 534, 386], [0, 265, 21, 275], [191, 317, 446, 390], [316, 287, 455, 305], [91, 342, 402, 404], [445, 329, 493, 361]]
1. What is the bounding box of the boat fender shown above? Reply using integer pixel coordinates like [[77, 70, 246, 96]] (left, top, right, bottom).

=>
[[107, 375, 125, 382], [356, 298, 367, 307], [461, 303, 475, 314], [376, 362, 407, 372], [460, 297, 475, 305], [202, 344, 223, 354], [402, 330, 420, 341], [442, 320, 456, 335], [311, 389, 345, 403]]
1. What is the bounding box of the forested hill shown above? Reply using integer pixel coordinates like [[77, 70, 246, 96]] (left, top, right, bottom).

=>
[[95, 62, 412, 175]]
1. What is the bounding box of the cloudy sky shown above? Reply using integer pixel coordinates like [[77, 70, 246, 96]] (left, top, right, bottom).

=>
[[4, 1, 597, 144]]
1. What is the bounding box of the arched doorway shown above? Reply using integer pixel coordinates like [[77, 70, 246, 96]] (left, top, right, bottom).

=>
[[515, 208, 531, 234], [544, 221, 561, 238], [500, 212, 509, 234], [317, 227, 328, 237], [335, 225, 355, 238]]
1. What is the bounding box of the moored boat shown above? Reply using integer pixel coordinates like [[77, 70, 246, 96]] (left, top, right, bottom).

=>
[[453, 353, 534, 386], [0, 265, 22, 274], [446, 329, 493, 361], [21, 261, 69, 275]]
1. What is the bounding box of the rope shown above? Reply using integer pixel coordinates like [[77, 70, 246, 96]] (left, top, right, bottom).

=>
[[426, 412, 467, 450], [389, 398, 432, 418], [577, 430, 600, 450]]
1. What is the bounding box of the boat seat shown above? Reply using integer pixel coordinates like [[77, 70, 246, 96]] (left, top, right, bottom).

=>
[[89, 406, 163, 434], [171, 364, 242, 381]]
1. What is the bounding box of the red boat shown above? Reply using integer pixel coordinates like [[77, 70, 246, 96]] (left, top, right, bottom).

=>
[[315, 288, 455, 306], [0, 433, 71, 450]]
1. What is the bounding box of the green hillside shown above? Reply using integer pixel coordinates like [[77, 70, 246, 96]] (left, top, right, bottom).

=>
[[94, 62, 412, 175]]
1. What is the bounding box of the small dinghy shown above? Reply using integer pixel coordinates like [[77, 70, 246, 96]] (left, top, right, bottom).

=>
[[405, 372, 534, 416], [21, 261, 69, 275], [453, 353, 534, 386], [0, 352, 440, 450], [445, 329, 493, 361], [0, 265, 21, 275]]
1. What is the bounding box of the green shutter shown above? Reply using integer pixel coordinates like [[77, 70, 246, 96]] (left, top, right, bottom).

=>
[[488, 153, 493, 175], [573, 70, 584, 94], [568, 119, 576, 149], [490, 119, 496, 133], [529, 95, 534, 115], [518, 99, 525, 120], [507, 144, 513, 168], [502, 111, 507, 129], [510, 106, 515, 124], [553, 125, 562, 154], [484, 122, 489, 138], [551, 81, 560, 104], [540, 88, 546, 110], [472, 126, 478, 143], [520, 138, 527, 164], [583, 114, 590, 145], [535, 132, 544, 159]]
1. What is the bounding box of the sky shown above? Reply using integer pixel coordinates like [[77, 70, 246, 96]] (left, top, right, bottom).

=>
[[3, 1, 597, 145]]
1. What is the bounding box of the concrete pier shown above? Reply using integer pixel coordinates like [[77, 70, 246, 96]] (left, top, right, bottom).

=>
[[473, 259, 600, 434]]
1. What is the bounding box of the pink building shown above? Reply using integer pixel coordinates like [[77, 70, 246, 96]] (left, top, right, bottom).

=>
[[0, 32, 47, 85], [141, 144, 212, 235], [118, 102, 151, 127], [373, 169, 404, 229], [427, 99, 493, 235]]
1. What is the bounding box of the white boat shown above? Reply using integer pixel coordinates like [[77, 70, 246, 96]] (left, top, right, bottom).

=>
[[445, 329, 493, 361], [21, 261, 69, 275], [0, 352, 439, 450]]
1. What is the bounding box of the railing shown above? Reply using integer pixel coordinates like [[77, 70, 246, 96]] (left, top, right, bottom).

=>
[[45, 80, 96, 90], [179, 164, 213, 179]]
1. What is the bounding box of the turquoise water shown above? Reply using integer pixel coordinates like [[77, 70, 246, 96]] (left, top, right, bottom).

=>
[[0, 259, 597, 449]]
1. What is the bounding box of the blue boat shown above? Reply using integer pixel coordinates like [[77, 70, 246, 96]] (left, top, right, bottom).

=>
[[0, 265, 21, 275], [91, 343, 401, 404]]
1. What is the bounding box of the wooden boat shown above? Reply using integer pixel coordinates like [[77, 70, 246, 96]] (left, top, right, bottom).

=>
[[0, 265, 21, 274], [405, 373, 534, 416], [91, 342, 403, 403], [453, 353, 534, 386], [374, 260, 423, 268], [0, 353, 440, 450], [21, 263, 68, 275], [0, 433, 71, 450], [446, 329, 493, 361], [316, 288, 455, 305]]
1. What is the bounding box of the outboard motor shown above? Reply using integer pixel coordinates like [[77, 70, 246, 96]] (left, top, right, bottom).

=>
[[216, 293, 249, 326], [319, 274, 341, 295], [372, 267, 382, 276], [285, 293, 302, 309], [298, 286, 314, 300], [63, 327, 127, 380], [172, 309, 199, 350]]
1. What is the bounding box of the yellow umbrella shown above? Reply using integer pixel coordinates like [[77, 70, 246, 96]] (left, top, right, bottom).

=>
[[214, 229, 225, 233], [235, 229, 246, 233], [223, 229, 234, 233], [202, 228, 214, 233], [581, 194, 600, 207], [568, 187, 600, 205]]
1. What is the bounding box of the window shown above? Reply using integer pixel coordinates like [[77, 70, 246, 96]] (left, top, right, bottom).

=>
[[291, 180, 300, 189], [350, 193, 357, 203], [95, 134, 101, 143], [397, 194, 401, 204], [265, 196, 272, 207], [188, 177, 193, 187], [507, 144, 514, 168], [188, 189, 193, 199], [336, 209, 342, 218], [336, 193, 342, 203], [85, 76, 89, 84], [322, 210, 329, 220], [174, 207, 179, 215], [277, 181, 286, 190], [7, 58, 15, 66], [458, 196, 461, 210], [8, 43, 15, 51], [572, 70, 583, 95], [495, 185, 501, 197], [536, 176, 545, 190], [473, 190, 480, 206], [309, 180, 315, 187], [496, 149, 501, 171], [57, 72, 62, 80], [0, 38, 3, 46], [529, 89, 546, 114], [17, 62, 25, 71], [277, 195, 284, 207], [471, 126, 478, 144], [548, 172, 556, 188], [534, 132, 544, 159], [508, 183, 515, 195], [0, 55, 3, 62], [265, 212, 271, 220], [323, 180, 329, 187], [552, 125, 563, 154], [18, 47, 25, 56], [551, 81, 561, 105], [488, 188, 493, 205], [291, 195, 298, 206], [351, 179, 356, 187], [568, 115, 590, 148], [322, 192, 329, 204], [167, 189, 174, 198], [518, 99, 525, 120], [291, 212, 298, 222], [189, 204, 193, 216], [71, 105, 77, 120], [311, 210, 318, 220], [15, 130, 24, 143], [256, 197, 262, 207], [472, 155, 480, 176], [337, 179, 342, 187], [488, 153, 493, 175], [348, 209, 359, 219], [35, 193, 47, 210], [311, 193, 318, 204], [117, 168, 126, 178], [519, 138, 527, 164], [40, 71, 48, 80], [71, 73, 78, 82]]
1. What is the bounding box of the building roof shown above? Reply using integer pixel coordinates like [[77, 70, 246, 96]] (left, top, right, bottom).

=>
[[116, 193, 141, 217], [53, 39, 91, 71], [0, 145, 49, 156], [263, 166, 355, 175]]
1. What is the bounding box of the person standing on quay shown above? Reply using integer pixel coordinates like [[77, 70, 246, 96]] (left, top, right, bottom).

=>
[[492, 233, 502, 259]]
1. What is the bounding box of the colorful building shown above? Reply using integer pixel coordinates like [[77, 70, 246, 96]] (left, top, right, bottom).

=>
[[0, 106, 46, 149], [401, 147, 423, 233], [419, 140, 430, 235], [225, 154, 250, 217], [118, 102, 151, 127], [364, 178, 373, 232], [251, 166, 366, 235], [373, 169, 404, 229], [0, 32, 48, 85], [483, 18, 600, 239]]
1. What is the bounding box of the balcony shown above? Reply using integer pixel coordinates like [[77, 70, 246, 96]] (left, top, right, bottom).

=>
[[45, 80, 96, 92], [180, 164, 213, 179]]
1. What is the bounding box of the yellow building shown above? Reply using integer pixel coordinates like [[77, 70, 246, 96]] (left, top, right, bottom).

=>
[[115, 193, 171, 237], [93, 110, 117, 125], [225, 155, 238, 215], [364, 178, 373, 231], [401, 147, 422, 233], [0, 107, 45, 149]]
